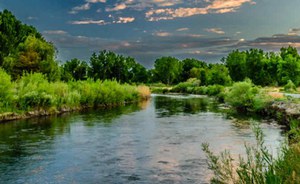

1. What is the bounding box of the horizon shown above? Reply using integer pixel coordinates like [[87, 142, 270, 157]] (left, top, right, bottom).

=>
[[2, 0, 300, 68]]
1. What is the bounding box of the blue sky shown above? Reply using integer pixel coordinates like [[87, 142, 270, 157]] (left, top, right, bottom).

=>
[[1, 0, 300, 67]]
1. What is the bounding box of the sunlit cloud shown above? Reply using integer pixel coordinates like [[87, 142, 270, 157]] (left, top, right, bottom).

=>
[[106, 3, 127, 12], [146, 0, 255, 21]]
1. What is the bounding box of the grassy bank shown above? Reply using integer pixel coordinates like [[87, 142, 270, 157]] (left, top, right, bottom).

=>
[[0, 69, 150, 122]]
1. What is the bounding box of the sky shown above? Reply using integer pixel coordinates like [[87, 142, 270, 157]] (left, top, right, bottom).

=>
[[1, 0, 300, 68]]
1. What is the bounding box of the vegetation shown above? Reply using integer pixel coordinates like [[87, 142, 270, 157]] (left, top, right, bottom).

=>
[[0, 70, 148, 115], [202, 124, 300, 184], [2, 9, 300, 183]]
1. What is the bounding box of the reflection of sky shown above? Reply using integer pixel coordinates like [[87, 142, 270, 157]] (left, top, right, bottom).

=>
[[2, 0, 300, 67], [0, 94, 284, 183]]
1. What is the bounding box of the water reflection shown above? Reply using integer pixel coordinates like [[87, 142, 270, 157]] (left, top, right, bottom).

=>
[[0, 95, 284, 184], [154, 94, 219, 117]]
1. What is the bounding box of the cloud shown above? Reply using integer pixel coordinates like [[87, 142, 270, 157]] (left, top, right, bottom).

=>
[[288, 28, 300, 36], [27, 16, 38, 20], [70, 17, 135, 25], [70, 19, 108, 25], [145, 0, 255, 21], [43, 30, 68, 35], [176, 27, 189, 32], [106, 3, 127, 12], [153, 31, 173, 37], [69, 0, 106, 14], [205, 28, 225, 34], [114, 17, 135, 23]]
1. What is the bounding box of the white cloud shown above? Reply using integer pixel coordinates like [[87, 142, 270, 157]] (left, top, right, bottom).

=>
[[70, 19, 108, 25], [205, 28, 225, 34], [70, 0, 106, 14], [176, 27, 189, 32], [43, 30, 68, 35], [70, 17, 135, 25]]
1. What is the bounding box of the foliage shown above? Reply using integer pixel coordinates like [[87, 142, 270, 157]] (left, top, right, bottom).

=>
[[224, 47, 300, 86], [203, 124, 300, 184], [181, 58, 207, 81], [88, 50, 148, 83], [203, 125, 278, 184], [61, 58, 88, 81], [0, 68, 15, 111], [0, 10, 59, 81], [152, 56, 183, 85], [0, 72, 147, 113], [225, 80, 266, 112], [283, 80, 297, 93]]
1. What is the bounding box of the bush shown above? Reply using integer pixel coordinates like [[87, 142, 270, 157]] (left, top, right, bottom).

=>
[[0, 68, 15, 110], [206, 85, 224, 96], [224, 80, 264, 112], [283, 80, 297, 93], [202, 124, 286, 184], [6, 73, 143, 111]]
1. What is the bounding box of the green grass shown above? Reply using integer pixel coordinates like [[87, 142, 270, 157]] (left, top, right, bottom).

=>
[[0, 70, 148, 115]]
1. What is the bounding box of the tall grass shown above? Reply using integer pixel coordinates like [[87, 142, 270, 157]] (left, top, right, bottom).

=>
[[0, 70, 150, 115], [202, 124, 300, 184]]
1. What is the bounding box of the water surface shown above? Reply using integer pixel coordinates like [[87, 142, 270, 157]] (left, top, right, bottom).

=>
[[0, 94, 284, 183]]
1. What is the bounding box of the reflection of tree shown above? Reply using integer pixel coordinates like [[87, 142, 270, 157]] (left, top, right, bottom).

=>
[[81, 103, 142, 126], [154, 96, 219, 117], [0, 103, 143, 175]]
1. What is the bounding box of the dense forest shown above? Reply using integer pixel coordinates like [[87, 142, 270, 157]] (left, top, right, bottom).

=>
[[1, 9, 300, 88]]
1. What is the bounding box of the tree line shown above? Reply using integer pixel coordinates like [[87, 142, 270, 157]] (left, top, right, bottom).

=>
[[1, 9, 300, 87]]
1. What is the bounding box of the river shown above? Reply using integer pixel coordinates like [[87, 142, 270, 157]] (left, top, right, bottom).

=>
[[0, 94, 284, 184]]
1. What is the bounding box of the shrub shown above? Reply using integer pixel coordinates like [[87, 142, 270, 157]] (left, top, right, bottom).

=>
[[202, 124, 282, 184], [206, 85, 224, 96], [0, 68, 15, 110], [225, 80, 261, 111], [283, 80, 297, 93]]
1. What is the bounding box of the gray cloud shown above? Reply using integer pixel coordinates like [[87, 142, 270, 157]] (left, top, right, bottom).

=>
[[44, 29, 300, 68]]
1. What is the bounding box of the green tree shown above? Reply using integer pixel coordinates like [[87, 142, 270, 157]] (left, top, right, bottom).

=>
[[7, 36, 59, 80], [0, 9, 42, 66], [152, 57, 183, 85], [206, 64, 232, 86], [88, 50, 148, 83], [224, 50, 247, 82], [61, 58, 88, 81], [182, 58, 207, 81]]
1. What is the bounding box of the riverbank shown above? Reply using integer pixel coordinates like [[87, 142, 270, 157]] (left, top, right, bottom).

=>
[[150, 81, 300, 129], [0, 71, 151, 123]]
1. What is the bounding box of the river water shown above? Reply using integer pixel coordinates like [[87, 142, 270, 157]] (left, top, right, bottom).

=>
[[0, 94, 284, 184]]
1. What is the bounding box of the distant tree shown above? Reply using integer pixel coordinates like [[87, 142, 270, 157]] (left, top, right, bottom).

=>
[[88, 50, 148, 83], [224, 50, 247, 82], [245, 48, 267, 85], [206, 64, 232, 86], [277, 54, 300, 86], [182, 58, 207, 81], [280, 46, 299, 60], [61, 58, 88, 81], [152, 57, 183, 85]]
